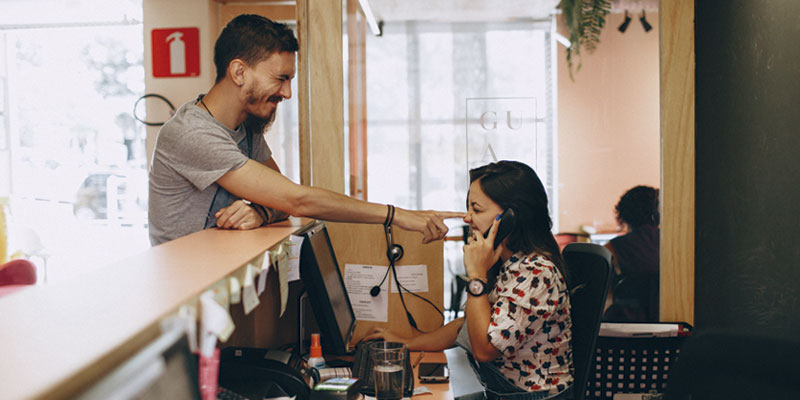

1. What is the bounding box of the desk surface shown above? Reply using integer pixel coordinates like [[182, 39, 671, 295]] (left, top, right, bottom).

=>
[[0, 218, 310, 400], [409, 351, 454, 399]]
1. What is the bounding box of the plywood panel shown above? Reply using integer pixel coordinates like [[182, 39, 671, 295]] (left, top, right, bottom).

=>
[[326, 223, 445, 344], [347, 0, 369, 200], [659, 0, 694, 325], [296, 0, 311, 186], [296, 0, 345, 191], [306, 0, 345, 192]]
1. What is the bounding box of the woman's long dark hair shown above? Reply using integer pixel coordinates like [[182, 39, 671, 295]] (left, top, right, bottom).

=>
[[469, 161, 568, 282]]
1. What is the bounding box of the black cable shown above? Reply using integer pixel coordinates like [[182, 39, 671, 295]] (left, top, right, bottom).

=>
[[133, 93, 176, 126], [385, 242, 444, 333], [396, 276, 445, 322], [378, 205, 444, 332], [370, 266, 391, 297]]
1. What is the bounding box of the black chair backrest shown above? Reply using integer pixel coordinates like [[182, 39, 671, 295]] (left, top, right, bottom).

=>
[[610, 272, 659, 322], [563, 242, 612, 400]]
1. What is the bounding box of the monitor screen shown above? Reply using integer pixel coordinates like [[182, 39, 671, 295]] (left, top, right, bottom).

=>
[[76, 323, 200, 400], [298, 222, 357, 355]]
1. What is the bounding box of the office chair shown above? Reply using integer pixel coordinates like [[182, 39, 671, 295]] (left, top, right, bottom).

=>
[[562, 242, 613, 400], [555, 232, 588, 251], [666, 330, 800, 400], [604, 273, 659, 322]]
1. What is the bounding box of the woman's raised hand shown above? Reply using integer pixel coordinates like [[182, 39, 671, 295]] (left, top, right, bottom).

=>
[[462, 215, 503, 280]]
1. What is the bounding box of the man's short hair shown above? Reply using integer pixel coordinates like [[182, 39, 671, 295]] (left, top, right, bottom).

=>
[[214, 14, 299, 82]]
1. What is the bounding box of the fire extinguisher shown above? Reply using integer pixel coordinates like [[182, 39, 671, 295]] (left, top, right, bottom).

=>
[[166, 32, 186, 75]]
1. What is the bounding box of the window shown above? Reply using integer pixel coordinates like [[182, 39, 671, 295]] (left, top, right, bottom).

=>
[[1, 0, 145, 282], [363, 21, 556, 219], [358, 20, 557, 315]]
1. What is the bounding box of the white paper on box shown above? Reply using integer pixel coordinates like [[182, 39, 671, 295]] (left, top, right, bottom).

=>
[[390, 264, 429, 293], [344, 264, 389, 322]]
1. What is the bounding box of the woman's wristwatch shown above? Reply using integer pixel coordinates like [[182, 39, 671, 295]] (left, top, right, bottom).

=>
[[467, 278, 490, 297]]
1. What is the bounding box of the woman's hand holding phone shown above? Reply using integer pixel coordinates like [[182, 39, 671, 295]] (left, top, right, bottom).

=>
[[463, 215, 504, 280]]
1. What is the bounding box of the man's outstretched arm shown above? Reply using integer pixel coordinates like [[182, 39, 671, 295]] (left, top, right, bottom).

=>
[[216, 159, 464, 242]]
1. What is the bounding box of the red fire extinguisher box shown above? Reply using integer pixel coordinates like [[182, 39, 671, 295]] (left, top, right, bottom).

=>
[[152, 27, 200, 78]]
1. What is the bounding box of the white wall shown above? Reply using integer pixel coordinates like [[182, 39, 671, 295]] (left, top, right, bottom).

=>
[[143, 0, 218, 164]]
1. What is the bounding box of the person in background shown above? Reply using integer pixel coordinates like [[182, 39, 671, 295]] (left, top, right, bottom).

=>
[[603, 185, 660, 322], [364, 161, 573, 400], [148, 14, 462, 245]]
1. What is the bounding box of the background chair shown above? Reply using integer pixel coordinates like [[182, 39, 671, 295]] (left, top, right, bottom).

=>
[[603, 273, 659, 322], [666, 331, 800, 400], [563, 242, 613, 400], [555, 232, 590, 251]]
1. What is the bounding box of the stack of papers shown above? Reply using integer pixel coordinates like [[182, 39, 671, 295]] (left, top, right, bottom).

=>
[[599, 323, 683, 337]]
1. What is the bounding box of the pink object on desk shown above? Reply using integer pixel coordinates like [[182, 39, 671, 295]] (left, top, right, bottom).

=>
[[0, 259, 37, 298], [198, 348, 221, 400], [0, 284, 32, 298]]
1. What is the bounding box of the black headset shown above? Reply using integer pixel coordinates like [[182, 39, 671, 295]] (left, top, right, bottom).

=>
[[369, 205, 443, 332], [370, 209, 403, 297]]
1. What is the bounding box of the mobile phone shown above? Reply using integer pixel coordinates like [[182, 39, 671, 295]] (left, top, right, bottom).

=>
[[418, 362, 449, 383], [483, 208, 516, 249]]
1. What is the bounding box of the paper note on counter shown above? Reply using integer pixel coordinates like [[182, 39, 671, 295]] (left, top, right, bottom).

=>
[[258, 252, 271, 295], [273, 243, 290, 317], [242, 265, 260, 314], [287, 234, 303, 282]]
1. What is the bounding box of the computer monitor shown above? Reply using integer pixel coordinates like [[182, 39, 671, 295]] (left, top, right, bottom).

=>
[[297, 222, 357, 355], [76, 323, 200, 400]]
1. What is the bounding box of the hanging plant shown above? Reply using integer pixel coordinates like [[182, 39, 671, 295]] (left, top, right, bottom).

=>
[[559, 0, 612, 80]]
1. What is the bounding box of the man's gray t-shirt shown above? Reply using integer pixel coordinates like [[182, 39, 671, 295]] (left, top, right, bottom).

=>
[[148, 96, 271, 245]]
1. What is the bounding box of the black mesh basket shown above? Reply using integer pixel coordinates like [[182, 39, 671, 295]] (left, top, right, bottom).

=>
[[585, 323, 692, 400]]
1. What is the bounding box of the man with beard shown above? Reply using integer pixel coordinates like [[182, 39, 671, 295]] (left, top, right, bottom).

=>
[[148, 14, 462, 245]]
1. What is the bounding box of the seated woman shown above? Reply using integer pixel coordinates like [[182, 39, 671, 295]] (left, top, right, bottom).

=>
[[363, 161, 573, 400], [603, 185, 660, 322]]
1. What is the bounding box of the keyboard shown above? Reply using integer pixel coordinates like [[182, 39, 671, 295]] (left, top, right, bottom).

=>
[[217, 386, 251, 400], [350, 341, 414, 397]]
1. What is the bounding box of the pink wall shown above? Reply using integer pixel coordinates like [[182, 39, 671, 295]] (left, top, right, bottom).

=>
[[557, 12, 660, 233]]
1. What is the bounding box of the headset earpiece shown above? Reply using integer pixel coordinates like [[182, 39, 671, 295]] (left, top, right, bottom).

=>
[[387, 244, 404, 263]]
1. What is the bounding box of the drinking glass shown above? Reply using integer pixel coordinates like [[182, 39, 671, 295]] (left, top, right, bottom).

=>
[[370, 341, 406, 400]]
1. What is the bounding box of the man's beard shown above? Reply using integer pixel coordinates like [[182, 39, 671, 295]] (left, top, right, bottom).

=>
[[244, 107, 276, 135], [244, 90, 280, 134]]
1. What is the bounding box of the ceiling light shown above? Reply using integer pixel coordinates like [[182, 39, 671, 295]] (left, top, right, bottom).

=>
[[640, 10, 653, 32], [618, 10, 631, 33]]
